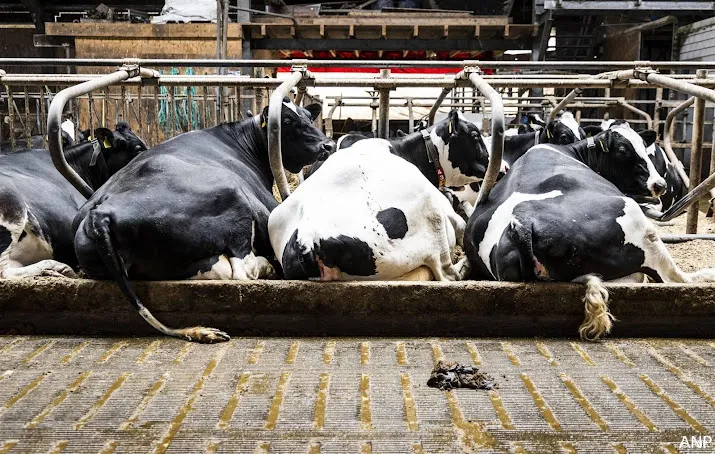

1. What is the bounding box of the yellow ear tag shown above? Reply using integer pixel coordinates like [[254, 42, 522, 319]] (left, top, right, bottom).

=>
[[599, 140, 606, 152], [103, 138, 112, 149], [546, 129, 551, 139], [448, 122, 452, 134], [261, 120, 267, 128]]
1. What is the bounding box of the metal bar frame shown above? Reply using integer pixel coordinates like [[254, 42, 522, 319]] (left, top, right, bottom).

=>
[[8, 58, 715, 70], [268, 67, 311, 200], [47, 65, 158, 197]]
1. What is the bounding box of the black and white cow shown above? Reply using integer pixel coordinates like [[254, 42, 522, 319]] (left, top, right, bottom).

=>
[[464, 122, 715, 341], [72, 100, 332, 343], [269, 109, 491, 281], [586, 119, 687, 211], [451, 111, 585, 206], [0, 122, 146, 279]]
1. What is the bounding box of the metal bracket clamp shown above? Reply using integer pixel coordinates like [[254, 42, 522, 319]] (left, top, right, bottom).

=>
[[633, 67, 657, 81]]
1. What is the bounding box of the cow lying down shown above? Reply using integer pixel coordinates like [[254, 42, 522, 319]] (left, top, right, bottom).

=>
[[269, 110, 490, 281], [73, 100, 332, 342], [0, 123, 146, 279], [451, 111, 585, 207], [464, 121, 715, 341]]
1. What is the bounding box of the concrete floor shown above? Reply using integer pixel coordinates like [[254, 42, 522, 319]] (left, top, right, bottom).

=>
[[0, 337, 713, 453]]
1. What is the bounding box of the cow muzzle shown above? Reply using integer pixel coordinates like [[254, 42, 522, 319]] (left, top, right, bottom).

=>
[[648, 177, 667, 198], [318, 140, 336, 160]]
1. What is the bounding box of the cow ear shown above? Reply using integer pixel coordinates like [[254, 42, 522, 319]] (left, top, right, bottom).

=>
[[639, 130, 657, 147], [545, 121, 555, 139], [94, 128, 114, 148], [583, 125, 602, 137], [396, 129, 406, 137], [304, 103, 322, 121]]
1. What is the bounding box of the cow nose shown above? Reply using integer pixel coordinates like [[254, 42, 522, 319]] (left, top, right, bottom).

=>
[[652, 180, 667, 196], [320, 140, 335, 154]]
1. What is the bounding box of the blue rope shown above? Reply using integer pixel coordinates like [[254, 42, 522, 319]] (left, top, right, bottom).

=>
[[158, 67, 202, 133]]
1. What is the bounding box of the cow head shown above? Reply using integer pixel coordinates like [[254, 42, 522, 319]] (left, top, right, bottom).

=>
[[429, 109, 491, 186], [94, 122, 147, 175], [599, 122, 665, 199], [545, 111, 585, 145], [261, 98, 334, 174]]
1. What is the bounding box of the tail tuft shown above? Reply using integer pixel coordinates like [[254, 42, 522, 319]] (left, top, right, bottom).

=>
[[578, 275, 615, 341]]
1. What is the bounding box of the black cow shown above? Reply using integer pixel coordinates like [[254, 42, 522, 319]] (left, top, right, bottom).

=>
[[0, 122, 146, 278], [72, 99, 332, 343], [0, 131, 75, 155], [464, 122, 715, 341]]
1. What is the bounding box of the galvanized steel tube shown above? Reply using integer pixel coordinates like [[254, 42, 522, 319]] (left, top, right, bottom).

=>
[[467, 70, 504, 206], [619, 100, 653, 130], [47, 66, 157, 197], [664, 97, 694, 187], [548, 88, 583, 122], [687, 69, 708, 234], [268, 69, 307, 200], [428, 87, 452, 126], [11, 58, 715, 70]]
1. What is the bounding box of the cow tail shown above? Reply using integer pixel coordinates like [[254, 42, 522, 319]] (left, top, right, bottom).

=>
[[578, 274, 615, 341], [87, 211, 229, 343]]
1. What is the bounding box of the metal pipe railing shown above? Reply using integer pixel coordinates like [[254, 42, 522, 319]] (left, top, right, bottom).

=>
[[10, 58, 715, 70], [7, 73, 715, 89], [428, 87, 452, 126], [618, 100, 653, 130], [464, 69, 504, 206], [324, 96, 343, 139], [687, 69, 708, 233], [268, 68, 309, 200], [663, 97, 694, 187], [548, 88, 583, 123], [47, 65, 158, 197]]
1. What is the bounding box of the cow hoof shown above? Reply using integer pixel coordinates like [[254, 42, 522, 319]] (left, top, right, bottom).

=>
[[181, 327, 231, 344], [37, 261, 79, 278]]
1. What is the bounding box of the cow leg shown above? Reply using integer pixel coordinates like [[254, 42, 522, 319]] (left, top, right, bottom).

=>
[[640, 229, 715, 283], [229, 254, 276, 280], [423, 212, 469, 281], [609, 273, 648, 283], [1, 196, 77, 279]]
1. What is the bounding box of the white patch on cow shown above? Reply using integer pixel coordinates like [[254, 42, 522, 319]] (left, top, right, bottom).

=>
[[268, 138, 466, 280], [611, 196, 715, 283], [600, 119, 615, 131], [505, 128, 520, 136], [478, 190, 563, 278], [646, 143, 656, 156], [283, 101, 298, 114], [429, 129, 472, 186], [189, 255, 233, 280], [9, 227, 54, 268], [610, 124, 666, 197], [61, 119, 75, 141], [336, 134, 349, 150], [559, 112, 581, 140]]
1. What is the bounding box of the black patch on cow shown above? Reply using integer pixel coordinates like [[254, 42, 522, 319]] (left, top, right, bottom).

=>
[[316, 235, 376, 276], [376, 207, 408, 239], [19, 230, 27, 241], [0, 225, 11, 255], [282, 229, 320, 279]]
